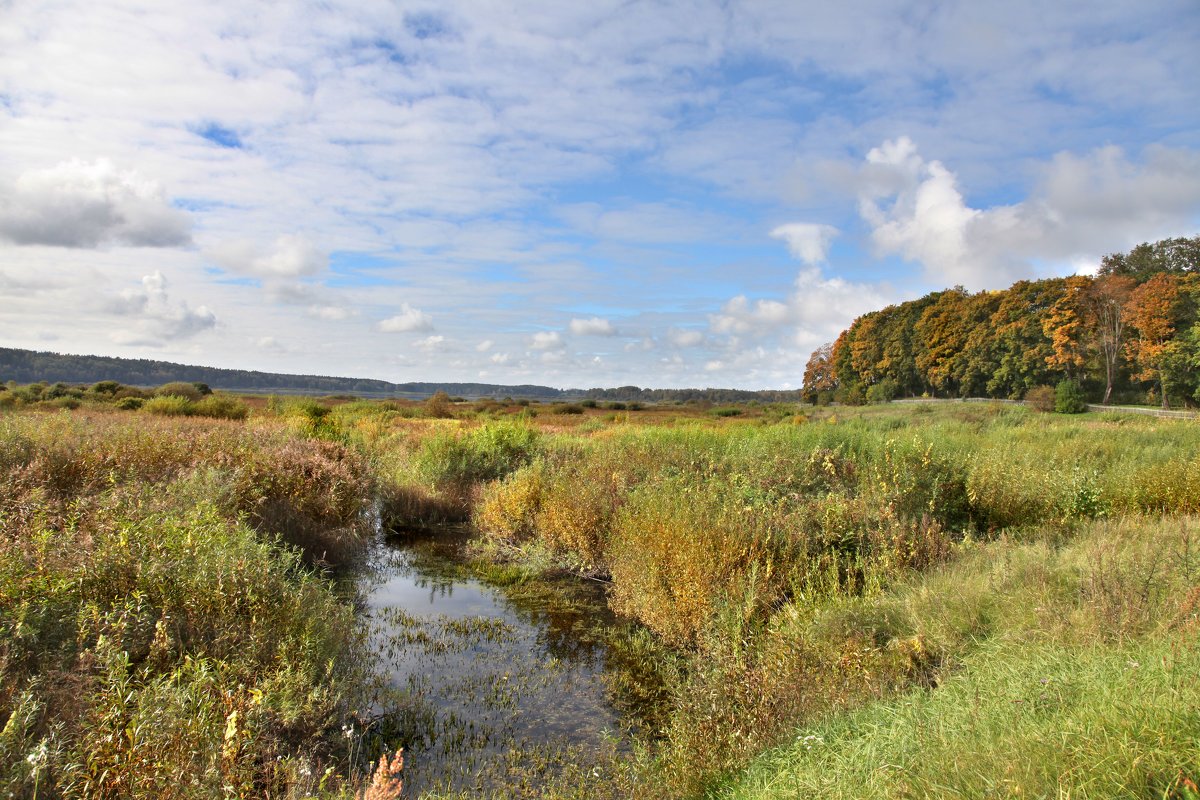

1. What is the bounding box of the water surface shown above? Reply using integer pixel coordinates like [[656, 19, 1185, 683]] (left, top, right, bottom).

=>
[[362, 529, 646, 795]]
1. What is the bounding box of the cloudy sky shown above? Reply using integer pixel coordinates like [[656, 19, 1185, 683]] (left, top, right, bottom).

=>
[[2, 1, 1198, 389]]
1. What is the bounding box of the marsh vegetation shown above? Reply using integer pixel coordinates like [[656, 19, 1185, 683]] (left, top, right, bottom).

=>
[[2, 387, 1198, 797]]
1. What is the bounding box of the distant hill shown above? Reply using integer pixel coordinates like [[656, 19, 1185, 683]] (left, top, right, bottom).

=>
[[0, 347, 570, 399], [0, 346, 806, 403]]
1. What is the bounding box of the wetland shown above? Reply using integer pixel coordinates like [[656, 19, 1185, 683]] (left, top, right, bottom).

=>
[[359, 527, 661, 796]]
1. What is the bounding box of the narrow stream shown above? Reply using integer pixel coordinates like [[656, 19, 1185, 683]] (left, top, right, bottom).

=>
[[360, 528, 654, 796]]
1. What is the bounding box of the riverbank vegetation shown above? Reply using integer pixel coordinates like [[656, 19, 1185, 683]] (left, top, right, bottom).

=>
[[3, 390, 1198, 797]]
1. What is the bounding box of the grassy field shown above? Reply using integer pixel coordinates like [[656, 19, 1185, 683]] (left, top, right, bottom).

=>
[[2, 383, 1199, 797]]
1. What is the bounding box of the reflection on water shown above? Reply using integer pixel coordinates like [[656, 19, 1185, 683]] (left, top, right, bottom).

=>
[[362, 528, 643, 796]]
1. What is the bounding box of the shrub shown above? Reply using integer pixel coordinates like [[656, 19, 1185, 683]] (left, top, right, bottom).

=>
[[551, 403, 585, 415], [425, 390, 455, 419], [866, 379, 899, 404], [415, 421, 541, 495], [1025, 385, 1055, 412], [142, 395, 194, 416], [712, 407, 743, 417], [115, 397, 145, 411], [90, 380, 123, 396], [1054, 379, 1088, 414], [156, 381, 204, 402], [191, 395, 250, 420]]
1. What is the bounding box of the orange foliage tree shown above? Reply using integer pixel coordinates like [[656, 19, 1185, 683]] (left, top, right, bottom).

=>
[[1124, 273, 1185, 408]]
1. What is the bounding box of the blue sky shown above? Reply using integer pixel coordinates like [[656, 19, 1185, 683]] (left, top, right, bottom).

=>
[[1, 1, 1198, 389]]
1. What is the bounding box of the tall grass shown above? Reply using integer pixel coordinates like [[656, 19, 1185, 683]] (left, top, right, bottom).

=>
[[0, 410, 377, 799], [463, 405, 1200, 796]]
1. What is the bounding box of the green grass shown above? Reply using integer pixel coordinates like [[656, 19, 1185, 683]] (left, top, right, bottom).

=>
[[715, 638, 1200, 800], [708, 514, 1200, 800]]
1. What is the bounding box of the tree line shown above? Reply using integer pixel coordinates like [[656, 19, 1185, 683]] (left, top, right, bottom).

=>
[[803, 236, 1200, 408]]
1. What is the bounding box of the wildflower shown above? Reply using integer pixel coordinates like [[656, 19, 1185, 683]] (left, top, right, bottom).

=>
[[26, 740, 49, 771]]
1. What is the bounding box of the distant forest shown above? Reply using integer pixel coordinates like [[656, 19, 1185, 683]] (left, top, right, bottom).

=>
[[0, 347, 805, 404], [804, 236, 1200, 408], [0, 348, 570, 400]]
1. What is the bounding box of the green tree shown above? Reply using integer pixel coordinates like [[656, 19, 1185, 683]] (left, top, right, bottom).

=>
[[1099, 236, 1200, 280]]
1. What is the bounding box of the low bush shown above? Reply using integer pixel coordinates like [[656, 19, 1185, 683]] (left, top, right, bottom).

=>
[[155, 381, 205, 402], [142, 394, 194, 416], [1022, 383, 1051, 412], [192, 394, 250, 420], [550, 403, 585, 415], [1054, 378, 1088, 414], [415, 421, 541, 503]]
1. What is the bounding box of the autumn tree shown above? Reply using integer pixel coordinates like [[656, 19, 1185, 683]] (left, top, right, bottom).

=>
[[802, 342, 836, 404], [1086, 274, 1135, 404], [1043, 276, 1091, 380], [1124, 273, 1186, 408], [986, 279, 1061, 398]]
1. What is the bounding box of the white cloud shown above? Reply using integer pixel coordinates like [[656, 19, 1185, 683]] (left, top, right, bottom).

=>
[[569, 316, 617, 336], [476, 339, 494, 352], [709, 267, 892, 361], [106, 271, 216, 343], [0, 160, 191, 248], [530, 330, 564, 350], [858, 137, 1200, 289], [490, 352, 510, 364], [711, 296, 791, 334], [208, 234, 327, 278], [770, 223, 839, 265], [417, 334, 447, 350], [378, 303, 434, 333]]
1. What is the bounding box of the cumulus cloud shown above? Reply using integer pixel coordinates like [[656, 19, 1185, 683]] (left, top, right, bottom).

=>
[[709, 268, 891, 357], [569, 316, 617, 336], [106, 271, 216, 343], [530, 331, 564, 350], [0, 160, 191, 248], [476, 339, 494, 352], [770, 223, 839, 265], [711, 297, 791, 334], [858, 138, 1200, 289], [207, 234, 327, 278], [378, 303, 434, 333]]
